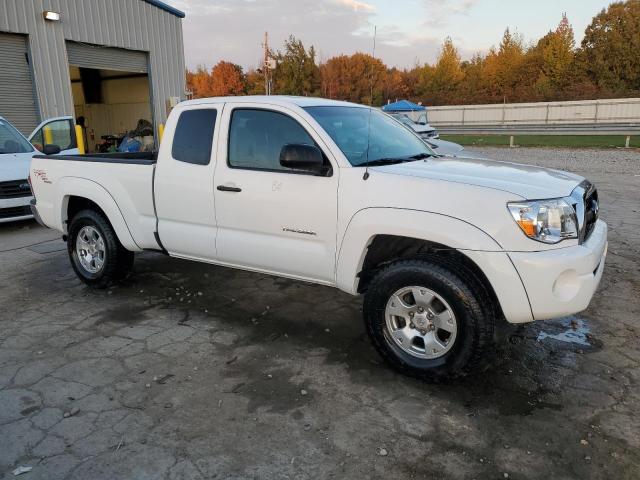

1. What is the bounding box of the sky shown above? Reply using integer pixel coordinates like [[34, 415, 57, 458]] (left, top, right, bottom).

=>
[[171, 0, 614, 71]]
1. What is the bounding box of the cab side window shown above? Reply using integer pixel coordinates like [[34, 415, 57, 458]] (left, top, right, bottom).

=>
[[172, 109, 217, 165], [228, 109, 317, 172]]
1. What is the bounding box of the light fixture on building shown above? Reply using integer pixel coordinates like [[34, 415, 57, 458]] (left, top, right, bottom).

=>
[[43, 11, 61, 21]]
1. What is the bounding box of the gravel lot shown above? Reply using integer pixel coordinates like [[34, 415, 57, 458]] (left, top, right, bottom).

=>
[[0, 147, 639, 479]]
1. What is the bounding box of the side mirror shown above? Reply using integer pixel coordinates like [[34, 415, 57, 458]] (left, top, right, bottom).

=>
[[42, 144, 61, 155], [279, 144, 325, 175]]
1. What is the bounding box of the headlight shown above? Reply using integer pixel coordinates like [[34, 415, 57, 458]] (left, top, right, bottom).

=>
[[508, 199, 578, 244]]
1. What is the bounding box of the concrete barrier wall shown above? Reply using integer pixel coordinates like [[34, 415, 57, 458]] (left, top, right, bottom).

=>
[[425, 98, 640, 126]]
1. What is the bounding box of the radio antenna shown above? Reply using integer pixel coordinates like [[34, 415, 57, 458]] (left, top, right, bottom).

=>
[[363, 25, 377, 181]]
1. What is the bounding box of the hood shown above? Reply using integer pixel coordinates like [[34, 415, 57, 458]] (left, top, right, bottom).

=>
[[0, 151, 35, 181], [372, 156, 584, 199], [410, 124, 436, 134]]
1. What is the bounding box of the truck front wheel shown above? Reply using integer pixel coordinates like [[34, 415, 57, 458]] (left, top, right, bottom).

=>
[[363, 259, 494, 381], [67, 209, 134, 288]]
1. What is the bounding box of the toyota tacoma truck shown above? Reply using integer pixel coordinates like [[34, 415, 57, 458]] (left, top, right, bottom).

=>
[[29, 96, 607, 381]]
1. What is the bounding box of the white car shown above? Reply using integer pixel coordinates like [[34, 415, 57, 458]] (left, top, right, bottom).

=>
[[0, 116, 77, 223], [424, 138, 485, 159], [390, 112, 439, 139], [30, 96, 607, 381]]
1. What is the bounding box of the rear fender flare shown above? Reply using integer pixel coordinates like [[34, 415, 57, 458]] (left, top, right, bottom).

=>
[[57, 177, 140, 251]]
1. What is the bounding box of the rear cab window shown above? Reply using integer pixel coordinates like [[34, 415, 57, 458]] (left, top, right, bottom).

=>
[[172, 109, 218, 165]]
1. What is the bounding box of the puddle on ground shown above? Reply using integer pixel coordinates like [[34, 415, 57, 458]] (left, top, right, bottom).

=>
[[537, 316, 591, 346]]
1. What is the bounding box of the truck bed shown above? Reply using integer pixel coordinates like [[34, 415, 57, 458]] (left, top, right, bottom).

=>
[[33, 151, 157, 165], [30, 151, 160, 251]]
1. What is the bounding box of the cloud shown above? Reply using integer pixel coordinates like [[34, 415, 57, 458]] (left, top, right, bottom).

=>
[[176, 0, 446, 70], [420, 0, 478, 27], [336, 0, 376, 12]]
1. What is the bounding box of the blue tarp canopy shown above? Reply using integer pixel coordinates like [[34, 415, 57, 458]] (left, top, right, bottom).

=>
[[382, 100, 426, 112]]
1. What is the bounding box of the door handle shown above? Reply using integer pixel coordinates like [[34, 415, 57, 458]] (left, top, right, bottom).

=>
[[217, 185, 242, 192]]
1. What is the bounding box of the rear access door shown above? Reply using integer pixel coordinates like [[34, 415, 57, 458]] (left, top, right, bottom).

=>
[[154, 103, 222, 261]]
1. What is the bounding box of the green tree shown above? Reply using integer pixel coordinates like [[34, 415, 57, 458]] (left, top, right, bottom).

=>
[[580, 0, 640, 94], [273, 36, 320, 96]]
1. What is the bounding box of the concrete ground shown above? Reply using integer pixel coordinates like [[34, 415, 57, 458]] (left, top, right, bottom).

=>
[[0, 147, 638, 479]]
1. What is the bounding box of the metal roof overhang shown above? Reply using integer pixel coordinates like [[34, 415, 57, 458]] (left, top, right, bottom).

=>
[[142, 0, 185, 18]]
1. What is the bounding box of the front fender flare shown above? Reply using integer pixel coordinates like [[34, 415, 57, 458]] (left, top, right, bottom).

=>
[[336, 208, 533, 323]]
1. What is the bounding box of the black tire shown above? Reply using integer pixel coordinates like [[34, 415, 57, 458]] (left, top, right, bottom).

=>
[[363, 259, 495, 382], [67, 209, 134, 288]]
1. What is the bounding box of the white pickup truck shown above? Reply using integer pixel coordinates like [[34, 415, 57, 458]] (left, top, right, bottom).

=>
[[30, 96, 607, 381]]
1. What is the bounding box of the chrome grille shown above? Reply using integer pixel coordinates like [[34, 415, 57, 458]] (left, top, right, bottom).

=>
[[0, 179, 32, 199], [0, 205, 31, 219], [570, 180, 599, 243], [583, 186, 599, 241]]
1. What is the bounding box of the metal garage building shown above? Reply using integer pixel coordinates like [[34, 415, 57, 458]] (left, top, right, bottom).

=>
[[0, 0, 185, 150]]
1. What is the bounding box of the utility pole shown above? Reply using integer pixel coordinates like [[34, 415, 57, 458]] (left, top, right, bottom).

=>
[[262, 31, 270, 95]]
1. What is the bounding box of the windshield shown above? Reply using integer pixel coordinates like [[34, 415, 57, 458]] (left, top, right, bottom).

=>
[[304, 106, 434, 166], [0, 120, 33, 154]]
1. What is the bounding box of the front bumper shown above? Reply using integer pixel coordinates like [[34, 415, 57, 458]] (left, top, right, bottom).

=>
[[0, 195, 33, 223], [509, 219, 608, 320]]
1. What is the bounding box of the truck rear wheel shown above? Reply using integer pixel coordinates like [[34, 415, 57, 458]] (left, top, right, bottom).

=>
[[67, 209, 134, 288], [363, 259, 494, 382]]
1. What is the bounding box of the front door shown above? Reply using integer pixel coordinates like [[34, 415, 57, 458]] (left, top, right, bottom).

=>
[[213, 104, 338, 284], [28, 117, 79, 154]]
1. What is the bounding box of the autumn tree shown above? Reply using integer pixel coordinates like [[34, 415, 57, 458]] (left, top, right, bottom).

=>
[[581, 0, 640, 95], [320, 53, 387, 104], [186, 65, 213, 98], [273, 36, 320, 96], [522, 13, 578, 99], [427, 38, 465, 104], [245, 68, 266, 95], [186, 3, 640, 106], [383, 67, 409, 102], [210, 61, 245, 96], [483, 28, 526, 102], [408, 63, 435, 103], [457, 54, 486, 104]]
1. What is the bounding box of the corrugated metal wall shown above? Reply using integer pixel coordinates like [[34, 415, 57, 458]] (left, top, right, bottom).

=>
[[0, 0, 185, 136], [0, 32, 40, 133], [426, 98, 640, 127], [66, 41, 149, 72]]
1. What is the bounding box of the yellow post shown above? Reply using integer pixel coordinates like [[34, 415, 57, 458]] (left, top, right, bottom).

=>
[[158, 123, 165, 144], [75, 124, 85, 154], [43, 126, 53, 146]]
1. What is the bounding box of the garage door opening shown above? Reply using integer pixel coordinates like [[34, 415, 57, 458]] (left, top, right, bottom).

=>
[[70, 66, 154, 153], [66, 41, 154, 154]]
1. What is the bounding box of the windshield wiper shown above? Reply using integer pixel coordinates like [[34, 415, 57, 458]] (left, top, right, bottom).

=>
[[408, 152, 433, 160], [357, 152, 433, 167]]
